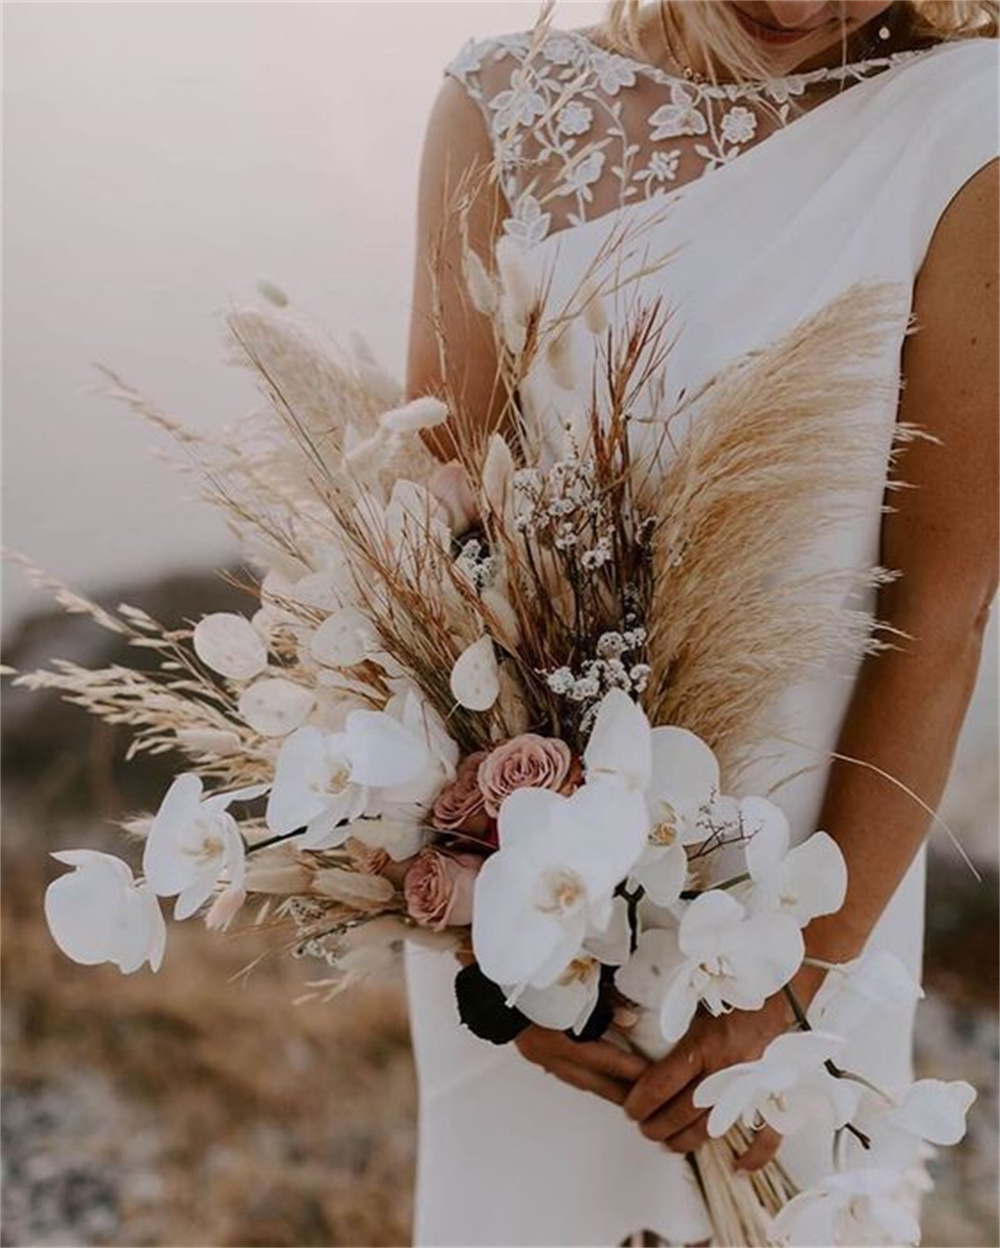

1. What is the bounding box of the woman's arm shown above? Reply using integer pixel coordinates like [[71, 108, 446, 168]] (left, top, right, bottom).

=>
[[405, 77, 508, 460], [623, 157, 1000, 1166], [795, 156, 999, 988]]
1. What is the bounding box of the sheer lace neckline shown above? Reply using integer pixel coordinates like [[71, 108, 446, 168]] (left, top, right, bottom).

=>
[[443, 25, 958, 248], [571, 26, 945, 98]]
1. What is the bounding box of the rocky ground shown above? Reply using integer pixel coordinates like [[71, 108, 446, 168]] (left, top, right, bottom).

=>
[[2, 574, 997, 1247], [1, 837, 416, 1248]]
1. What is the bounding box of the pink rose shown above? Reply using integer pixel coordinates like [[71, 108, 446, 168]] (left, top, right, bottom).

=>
[[431, 750, 491, 837], [476, 733, 582, 818], [427, 460, 479, 535], [404, 849, 482, 930], [351, 842, 391, 876]]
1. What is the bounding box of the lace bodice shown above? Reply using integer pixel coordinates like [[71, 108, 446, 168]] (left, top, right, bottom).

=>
[[444, 25, 944, 245]]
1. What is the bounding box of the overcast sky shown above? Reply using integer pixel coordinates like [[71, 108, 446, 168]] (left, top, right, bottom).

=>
[[2, 1, 603, 625]]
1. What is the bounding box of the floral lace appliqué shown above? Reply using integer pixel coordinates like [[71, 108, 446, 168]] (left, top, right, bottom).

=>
[[444, 26, 942, 247]]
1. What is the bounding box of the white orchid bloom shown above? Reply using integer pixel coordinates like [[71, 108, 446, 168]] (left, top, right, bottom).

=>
[[583, 894, 632, 966], [583, 687, 652, 791], [616, 888, 803, 1044], [143, 774, 265, 920], [347, 814, 429, 862], [45, 850, 166, 973], [635, 726, 723, 905], [692, 1029, 862, 1138], [374, 688, 460, 819], [516, 957, 603, 1034], [771, 1167, 921, 1247], [844, 1078, 976, 1171], [890, 1078, 976, 1146], [266, 709, 432, 848], [472, 782, 648, 994], [806, 949, 924, 1035], [615, 925, 681, 1023], [741, 796, 847, 926], [513, 896, 632, 1033], [583, 690, 724, 907], [635, 890, 686, 934]]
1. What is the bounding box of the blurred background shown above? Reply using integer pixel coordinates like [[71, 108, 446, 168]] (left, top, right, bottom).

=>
[[2, 2, 997, 1245]]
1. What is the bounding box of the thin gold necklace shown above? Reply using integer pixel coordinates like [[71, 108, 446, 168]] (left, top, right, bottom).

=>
[[656, 4, 898, 86]]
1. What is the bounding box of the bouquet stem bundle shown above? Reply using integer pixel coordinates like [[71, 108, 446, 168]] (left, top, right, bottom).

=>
[[694, 1123, 798, 1248]]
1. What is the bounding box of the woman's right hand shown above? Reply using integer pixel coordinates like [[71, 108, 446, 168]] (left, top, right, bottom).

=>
[[514, 1024, 651, 1107]]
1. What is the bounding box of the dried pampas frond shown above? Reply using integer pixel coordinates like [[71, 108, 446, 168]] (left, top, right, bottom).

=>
[[640, 280, 928, 777]]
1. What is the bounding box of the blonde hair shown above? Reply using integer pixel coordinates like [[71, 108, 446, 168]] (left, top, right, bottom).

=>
[[601, 1, 998, 85]]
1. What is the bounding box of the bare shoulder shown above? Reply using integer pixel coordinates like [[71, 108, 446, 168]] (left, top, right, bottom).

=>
[[884, 155, 997, 615], [406, 49, 512, 453], [913, 157, 998, 332], [411, 71, 505, 284], [923, 157, 998, 264], [419, 27, 534, 172], [418, 75, 494, 191]]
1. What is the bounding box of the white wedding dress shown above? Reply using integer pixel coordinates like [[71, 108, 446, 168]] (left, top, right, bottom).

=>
[[404, 21, 1000, 1247]]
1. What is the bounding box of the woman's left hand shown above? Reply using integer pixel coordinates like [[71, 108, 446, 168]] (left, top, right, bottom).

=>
[[622, 970, 819, 1171]]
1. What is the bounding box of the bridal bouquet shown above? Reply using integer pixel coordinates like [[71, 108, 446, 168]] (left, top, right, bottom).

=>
[[13, 162, 975, 1245]]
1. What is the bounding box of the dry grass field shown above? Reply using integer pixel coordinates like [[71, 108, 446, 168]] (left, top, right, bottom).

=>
[[2, 826, 418, 1248]]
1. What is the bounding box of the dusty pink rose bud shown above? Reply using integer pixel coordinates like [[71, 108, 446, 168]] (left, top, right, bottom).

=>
[[403, 849, 482, 930], [431, 750, 491, 836], [345, 838, 410, 888], [476, 733, 582, 818], [427, 460, 479, 535], [348, 840, 392, 876]]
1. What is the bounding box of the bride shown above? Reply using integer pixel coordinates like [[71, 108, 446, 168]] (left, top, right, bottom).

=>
[[402, 2, 998, 1244]]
